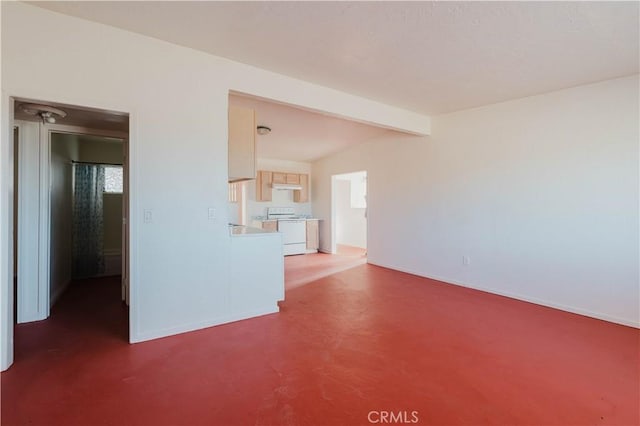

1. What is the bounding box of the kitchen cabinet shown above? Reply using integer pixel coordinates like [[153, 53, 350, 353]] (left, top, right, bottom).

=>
[[306, 219, 319, 251], [272, 172, 286, 184], [255, 170, 310, 203], [228, 106, 256, 182], [286, 173, 300, 184], [256, 171, 273, 202], [293, 174, 309, 203], [261, 220, 278, 232]]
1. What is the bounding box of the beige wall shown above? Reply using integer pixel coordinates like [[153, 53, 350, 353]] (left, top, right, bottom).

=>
[[103, 194, 122, 253], [78, 136, 123, 165], [313, 75, 639, 327]]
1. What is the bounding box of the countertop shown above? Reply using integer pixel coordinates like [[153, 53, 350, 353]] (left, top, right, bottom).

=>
[[253, 217, 320, 221], [229, 225, 279, 237]]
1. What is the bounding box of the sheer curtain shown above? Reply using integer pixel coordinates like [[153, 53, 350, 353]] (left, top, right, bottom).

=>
[[72, 164, 105, 278]]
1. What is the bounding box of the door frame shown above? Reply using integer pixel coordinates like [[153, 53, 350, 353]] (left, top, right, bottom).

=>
[[330, 171, 369, 255], [1, 95, 133, 371]]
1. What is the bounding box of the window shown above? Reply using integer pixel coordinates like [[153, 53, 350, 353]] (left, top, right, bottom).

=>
[[104, 166, 123, 194]]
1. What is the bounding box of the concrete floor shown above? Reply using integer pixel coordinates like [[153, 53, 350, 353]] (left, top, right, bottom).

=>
[[2, 251, 638, 425]]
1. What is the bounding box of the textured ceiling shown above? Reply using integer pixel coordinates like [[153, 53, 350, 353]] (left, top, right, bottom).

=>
[[30, 1, 639, 115]]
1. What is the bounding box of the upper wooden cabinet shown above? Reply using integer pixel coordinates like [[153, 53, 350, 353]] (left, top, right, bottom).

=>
[[256, 170, 310, 202], [272, 172, 286, 184], [293, 174, 309, 203], [256, 170, 273, 202], [228, 106, 256, 182]]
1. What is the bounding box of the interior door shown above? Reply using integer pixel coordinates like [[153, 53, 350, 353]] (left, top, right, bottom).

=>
[[121, 138, 129, 305]]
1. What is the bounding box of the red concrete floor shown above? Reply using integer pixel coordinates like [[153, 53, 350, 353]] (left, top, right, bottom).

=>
[[2, 255, 639, 426]]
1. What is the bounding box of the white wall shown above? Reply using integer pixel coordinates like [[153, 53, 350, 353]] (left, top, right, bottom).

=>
[[313, 75, 640, 328], [0, 2, 429, 369], [334, 178, 367, 249], [245, 158, 313, 219], [49, 133, 78, 306]]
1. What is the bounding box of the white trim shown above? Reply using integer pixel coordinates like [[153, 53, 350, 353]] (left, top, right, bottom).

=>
[[131, 305, 279, 343], [38, 123, 51, 319], [128, 114, 138, 344], [45, 123, 127, 140], [15, 120, 44, 323], [367, 260, 640, 329], [1, 92, 15, 371]]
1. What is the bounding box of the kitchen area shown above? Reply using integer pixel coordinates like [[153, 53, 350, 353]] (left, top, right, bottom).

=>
[[227, 98, 321, 258]]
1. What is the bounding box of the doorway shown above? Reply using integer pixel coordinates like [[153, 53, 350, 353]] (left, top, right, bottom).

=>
[[331, 171, 368, 257], [10, 99, 130, 366]]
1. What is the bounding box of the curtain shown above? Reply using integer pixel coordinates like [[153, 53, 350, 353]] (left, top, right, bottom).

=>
[[73, 164, 105, 278]]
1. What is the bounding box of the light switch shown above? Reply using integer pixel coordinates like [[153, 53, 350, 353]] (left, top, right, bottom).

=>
[[144, 210, 152, 224], [208, 208, 216, 220]]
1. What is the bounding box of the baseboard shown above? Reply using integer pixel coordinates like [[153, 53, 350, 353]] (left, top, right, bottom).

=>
[[130, 305, 280, 343], [367, 260, 640, 329]]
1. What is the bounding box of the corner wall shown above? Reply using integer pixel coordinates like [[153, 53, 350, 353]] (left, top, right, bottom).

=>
[[313, 75, 640, 327]]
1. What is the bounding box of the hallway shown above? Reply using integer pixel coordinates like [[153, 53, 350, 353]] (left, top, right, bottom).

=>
[[1, 254, 638, 426]]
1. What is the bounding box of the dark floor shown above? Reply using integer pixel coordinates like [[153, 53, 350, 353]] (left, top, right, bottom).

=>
[[1, 255, 639, 426]]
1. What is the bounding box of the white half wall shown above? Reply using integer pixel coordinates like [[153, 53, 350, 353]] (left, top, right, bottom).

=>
[[313, 75, 640, 328], [0, 2, 430, 370]]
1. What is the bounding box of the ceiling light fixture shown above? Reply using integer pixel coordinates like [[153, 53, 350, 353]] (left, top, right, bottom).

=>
[[257, 125, 271, 135], [19, 103, 67, 124]]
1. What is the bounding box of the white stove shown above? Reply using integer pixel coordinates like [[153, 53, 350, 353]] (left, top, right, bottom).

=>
[[267, 207, 306, 255]]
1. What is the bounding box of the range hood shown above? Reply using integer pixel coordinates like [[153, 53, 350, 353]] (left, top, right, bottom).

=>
[[272, 183, 303, 191]]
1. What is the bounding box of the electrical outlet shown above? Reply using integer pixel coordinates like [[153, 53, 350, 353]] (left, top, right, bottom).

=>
[[463, 256, 471, 266], [144, 210, 152, 224], [208, 208, 216, 220]]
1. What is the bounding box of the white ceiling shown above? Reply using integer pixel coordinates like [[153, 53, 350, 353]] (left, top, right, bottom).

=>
[[31, 1, 639, 115], [230, 94, 391, 162]]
